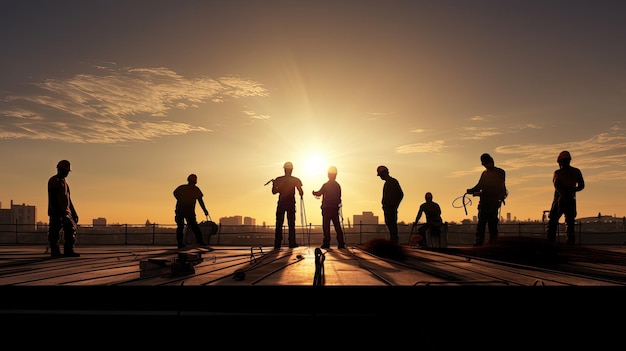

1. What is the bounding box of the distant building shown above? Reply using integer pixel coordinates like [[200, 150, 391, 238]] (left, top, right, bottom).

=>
[[0, 207, 11, 232], [93, 217, 107, 226], [579, 214, 620, 223], [0, 207, 10, 224], [220, 215, 243, 226], [10, 201, 36, 231], [243, 217, 255, 226], [353, 211, 378, 225]]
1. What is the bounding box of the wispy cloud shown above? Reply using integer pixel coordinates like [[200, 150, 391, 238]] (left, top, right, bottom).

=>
[[496, 131, 626, 170], [395, 140, 446, 154], [0, 65, 269, 143], [242, 110, 271, 121], [460, 114, 541, 140], [586, 170, 626, 182], [366, 111, 395, 121], [459, 126, 502, 140], [469, 115, 487, 122]]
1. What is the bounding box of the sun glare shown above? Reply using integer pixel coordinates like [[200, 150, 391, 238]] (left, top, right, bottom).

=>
[[293, 153, 330, 186]]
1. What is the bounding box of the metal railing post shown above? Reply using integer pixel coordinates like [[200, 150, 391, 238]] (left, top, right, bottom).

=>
[[359, 221, 362, 244]]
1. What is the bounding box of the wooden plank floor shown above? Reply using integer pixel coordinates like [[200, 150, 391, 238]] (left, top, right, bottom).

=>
[[1, 240, 625, 349], [2, 242, 626, 286]]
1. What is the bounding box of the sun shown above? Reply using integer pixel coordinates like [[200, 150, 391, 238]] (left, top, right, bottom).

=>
[[297, 153, 329, 183]]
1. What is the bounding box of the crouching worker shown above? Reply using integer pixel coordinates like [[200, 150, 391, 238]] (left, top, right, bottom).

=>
[[412, 192, 443, 248]]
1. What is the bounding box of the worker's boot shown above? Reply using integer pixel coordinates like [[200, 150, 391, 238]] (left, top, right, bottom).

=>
[[64, 246, 80, 257], [50, 245, 62, 258]]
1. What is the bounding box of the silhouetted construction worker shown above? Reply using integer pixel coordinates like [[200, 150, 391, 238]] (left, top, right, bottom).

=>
[[412, 192, 443, 248], [312, 166, 346, 249], [271, 162, 304, 249], [47, 159, 80, 257], [546, 151, 585, 245], [466, 153, 508, 246], [174, 174, 210, 249], [377, 165, 404, 244]]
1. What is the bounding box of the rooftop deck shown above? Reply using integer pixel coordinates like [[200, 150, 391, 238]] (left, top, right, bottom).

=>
[[1, 237, 624, 348]]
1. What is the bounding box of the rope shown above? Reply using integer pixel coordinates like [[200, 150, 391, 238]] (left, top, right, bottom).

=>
[[452, 193, 473, 215]]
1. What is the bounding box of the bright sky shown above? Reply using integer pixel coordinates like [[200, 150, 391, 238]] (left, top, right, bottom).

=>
[[1, 0, 625, 227]]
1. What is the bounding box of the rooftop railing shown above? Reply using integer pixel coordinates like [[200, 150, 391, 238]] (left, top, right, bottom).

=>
[[1, 221, 625, 246]]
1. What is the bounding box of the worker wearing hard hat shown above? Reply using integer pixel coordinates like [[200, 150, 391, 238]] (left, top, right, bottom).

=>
[[546, 151, 585, 245], [47, 160, 80, 257], [312, 166, 346, 249], [271, 161, 304, 249], [466, 153, 508, 246], [173, 173, 210, 249], [377, 165, 404, 244]]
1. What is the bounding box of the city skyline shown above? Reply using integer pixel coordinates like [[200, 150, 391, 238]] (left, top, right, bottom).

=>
[[1, 198, 618, 227], [1, 1, 625, 226]]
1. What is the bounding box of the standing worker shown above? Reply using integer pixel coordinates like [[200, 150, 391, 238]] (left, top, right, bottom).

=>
[[466, 153, 508, 246], [377, 165, 404, 244], [174, 174, 210, 249], [47, 159, 80, 257], [546, 151, 585, 245], [312, 166, 346, 249], [271, 162, 304, 249], [412, 192, 443, 248]]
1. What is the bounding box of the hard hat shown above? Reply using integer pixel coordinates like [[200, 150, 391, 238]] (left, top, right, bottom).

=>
[[187, 174, 197, 182], [480, 153, 494, 164], [283, 161, 293, 169], [56, 160, 71, 171], [557, 151, 571, 161], [328, 166, 337, 174], [376, 165, 388, 175], [425, 192, 433, 201]]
